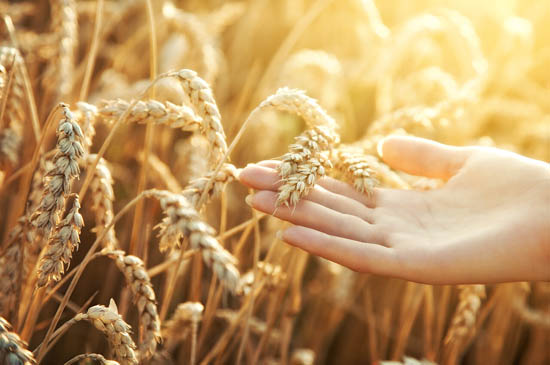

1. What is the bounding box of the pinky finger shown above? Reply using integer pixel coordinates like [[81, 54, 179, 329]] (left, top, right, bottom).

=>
[[280, 225, 398, 277]]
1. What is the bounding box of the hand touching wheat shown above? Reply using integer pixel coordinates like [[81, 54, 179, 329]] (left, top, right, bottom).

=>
[[239, 136, 550, 284]]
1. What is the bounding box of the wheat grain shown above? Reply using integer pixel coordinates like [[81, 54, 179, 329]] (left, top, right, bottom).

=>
[[105, 250, 161, 358], [32, 104, 84, 237], [151, 190, 239, 292], [182, 162, 239, 209], [0, 316, 35, 364], [74, 300, 138, 365], [37, 195, 83, 287], [64, 353, 120, 365]]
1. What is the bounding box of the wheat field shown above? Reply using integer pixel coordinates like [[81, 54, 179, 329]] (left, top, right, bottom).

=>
[[0, 0, 549, 364]]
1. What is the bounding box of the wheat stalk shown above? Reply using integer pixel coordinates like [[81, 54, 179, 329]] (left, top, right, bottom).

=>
[[152, 190, 239, 292], [105, 250, 161, 358], [31, 104, 84, 237], [37, 195, 83, 287], [74, 300, 138, 365], [0, 316, 35, 364]]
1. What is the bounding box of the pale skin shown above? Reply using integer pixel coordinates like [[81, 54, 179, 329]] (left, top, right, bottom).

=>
[[239, 136, 550, 284]]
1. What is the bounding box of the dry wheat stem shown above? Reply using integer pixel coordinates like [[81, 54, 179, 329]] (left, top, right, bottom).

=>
[[37, 195, 83, 288], [0, 316, 35, 364], [74, 300, 138, 365], [182, 163, 239, 209], [64, 353, 120, 365], [153, 190, 240, 292], [105, 250, 161, 359], [31, 104, 84, 237]]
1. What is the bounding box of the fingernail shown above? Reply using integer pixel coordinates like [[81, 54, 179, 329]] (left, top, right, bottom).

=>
[[275, 230, 284, 241], [245, 194, 254, 206], [376, 139, 385, 158]]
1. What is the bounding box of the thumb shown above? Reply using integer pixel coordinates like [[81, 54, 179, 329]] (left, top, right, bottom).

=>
[[378, 136, 473, 180]]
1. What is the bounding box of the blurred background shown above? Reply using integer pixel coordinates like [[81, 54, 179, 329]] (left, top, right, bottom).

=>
[[0, 0, 548, 364]]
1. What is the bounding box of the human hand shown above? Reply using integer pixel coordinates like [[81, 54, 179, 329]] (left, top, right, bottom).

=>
[[239, 136, 550, 284]]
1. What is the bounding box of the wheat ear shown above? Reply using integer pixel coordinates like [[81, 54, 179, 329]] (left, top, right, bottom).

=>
[[85, 154, 118, 249], [64, 353, 120, 365], [182, 162, 239, 209], [0, 47, 25, 168], [0, 316, 35, 364], [74, 300, 138, 365], [444, 285, 486, 344], [169, 69, 228, 163], [0, 217, 32, 316], [37, 195, 83, 288], [250, 88, 339, 206], [105, 250, 161, 358], [333, 148, 379, 195], [32, 104, 84, 237], [42, 0, 77, 100], [98, 99, 202, 130], [152, 190, 239, 292]]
